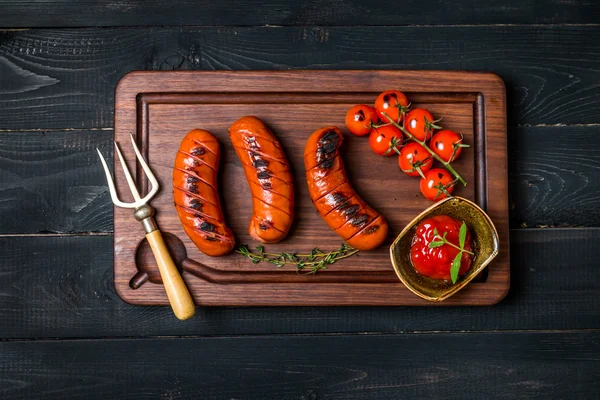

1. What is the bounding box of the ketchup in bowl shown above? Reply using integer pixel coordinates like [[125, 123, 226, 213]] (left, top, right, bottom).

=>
[[410, 215, 474, 281]]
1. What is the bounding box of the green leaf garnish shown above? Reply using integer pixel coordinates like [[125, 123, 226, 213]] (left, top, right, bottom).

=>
[[428, 241, 445, 248], [459, 222, 467, 249], [451, 253, 462, 283]]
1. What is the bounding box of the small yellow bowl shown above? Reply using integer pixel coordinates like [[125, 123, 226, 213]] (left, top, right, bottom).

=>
[[389, 196, 500, 302]]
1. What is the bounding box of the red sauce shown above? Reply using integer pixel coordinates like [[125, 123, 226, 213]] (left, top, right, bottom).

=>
[[410, 215, 474, 281]]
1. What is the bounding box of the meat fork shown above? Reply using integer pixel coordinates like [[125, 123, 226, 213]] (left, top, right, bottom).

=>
[[97, 135, 195, 320]]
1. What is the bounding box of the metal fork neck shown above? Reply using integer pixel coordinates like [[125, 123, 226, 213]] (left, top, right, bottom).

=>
[[134, 204, 158, 234]]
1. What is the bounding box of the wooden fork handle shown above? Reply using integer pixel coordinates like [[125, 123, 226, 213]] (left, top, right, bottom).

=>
[[145, 229, 196, 320], [135, 204, 195, 320]]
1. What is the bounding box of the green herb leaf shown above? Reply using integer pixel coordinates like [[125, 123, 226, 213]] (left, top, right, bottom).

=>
[[450, 253, 462, 284], [433, 228, 439, 237], [459, 222, 467, 249], [428, 241, 444, 248]]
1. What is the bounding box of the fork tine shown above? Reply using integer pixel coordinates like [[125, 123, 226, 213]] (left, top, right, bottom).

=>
[[130, 134, 159, 201], [97, 148, 121, 205], [114, 141, 142, 202], [97, 148, 137, 208]]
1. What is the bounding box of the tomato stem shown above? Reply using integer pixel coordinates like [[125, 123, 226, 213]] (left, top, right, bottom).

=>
[[415, 165, 426, 179], [383, 112, 467, 186], [424, 115, 443, 135], [371, 122, 391, 129]]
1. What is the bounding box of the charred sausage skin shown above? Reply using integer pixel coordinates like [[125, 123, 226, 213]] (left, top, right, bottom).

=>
[[304, 126, 388, 251], [173, 129, 235, 256], [229, 116, 294, 243]]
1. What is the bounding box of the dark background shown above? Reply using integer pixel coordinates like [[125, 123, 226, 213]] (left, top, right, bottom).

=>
[[1, 1, 599, 398]]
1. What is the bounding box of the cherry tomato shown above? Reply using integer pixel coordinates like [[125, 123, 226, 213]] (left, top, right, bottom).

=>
[[345, 104, 378, 136], [431, 130, 465, 162], [369, 125, 403, 156], [404, 108, 440, 142], [398, 142, 433, 177], [420, 168, 455, 201], [374, 90, 409, 123]]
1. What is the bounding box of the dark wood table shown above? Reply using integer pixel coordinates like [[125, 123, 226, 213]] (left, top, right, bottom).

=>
[[1, 1, 598, 398]]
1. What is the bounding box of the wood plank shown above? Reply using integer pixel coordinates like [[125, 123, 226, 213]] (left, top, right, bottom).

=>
[[1, 124, 598, 235], [1, 26, 599, 129], [0, 130, 113, 234], [0, 0, 597, 27], [510, 125, 600, 227], [1, 332, 598, 399], [0, 228, 598, 338]]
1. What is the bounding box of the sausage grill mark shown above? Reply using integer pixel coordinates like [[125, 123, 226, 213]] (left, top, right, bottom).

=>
[[199, 221, 215, 232], [191, 147, 206, 156], [350, 214, 370, 228], [252, 158, 269, 168], [190, 139, 218, 156], [341, 204, 360, 218], [189, 199, 202, 210], [186, 175, 201, 194], [320, 158, 335, 170], [329, 192, 347, 205], [186, 176, 199, 184], [316, 131, 340, 162], [364, 225, 380, 235], [257, 171, 271, 179]]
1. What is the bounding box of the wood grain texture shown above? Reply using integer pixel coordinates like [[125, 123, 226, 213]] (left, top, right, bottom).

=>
[[2, 229, 597, 339], [0, 0, 597, 27], [1, 332, 598, 399], [112, 70, 508, 306], [510, 125, 600, 227], [1, 26, 599, 129], [0, 130, 113, 234]]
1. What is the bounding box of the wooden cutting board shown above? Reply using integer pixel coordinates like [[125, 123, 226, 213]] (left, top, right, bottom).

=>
[[113, 70, 509, 306]]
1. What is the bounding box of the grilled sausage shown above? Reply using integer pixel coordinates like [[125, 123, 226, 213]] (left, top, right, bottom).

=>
[[304, 126, 388, 251], [173, 129, 235, 256], [229, 116, 294, 243]]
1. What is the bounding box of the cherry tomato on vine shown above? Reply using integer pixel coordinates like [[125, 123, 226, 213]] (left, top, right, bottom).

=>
[[430, 130, 466, 162], [369, 125, 403, 156], [398, 142, 433, 177], [420, 168, 455, 201], [404, 108, 441, 142], [345, 104, 378, 136], [374, 90, 409, 123]]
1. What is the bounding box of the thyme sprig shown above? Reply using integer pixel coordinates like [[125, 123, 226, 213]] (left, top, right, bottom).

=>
[[236, 243, 359, 274]]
